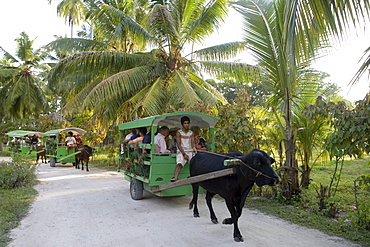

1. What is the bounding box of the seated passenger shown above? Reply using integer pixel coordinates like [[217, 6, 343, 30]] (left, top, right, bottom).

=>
[[75, 134, 83, 144], [46, 135, 58, 155], [29, 135, 40, 154], [167, 128, 179, 153], [154, 126, 170, 153], [190, 126, 208, 151], [65, 131, 77, 153], [142, 131, 151, 144], [128, 127, 147, 144], [124, 129, 137, 142]]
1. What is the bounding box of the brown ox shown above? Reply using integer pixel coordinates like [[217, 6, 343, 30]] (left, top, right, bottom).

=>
[[75, 144, 94, 172], [36, 145, 47, 163]]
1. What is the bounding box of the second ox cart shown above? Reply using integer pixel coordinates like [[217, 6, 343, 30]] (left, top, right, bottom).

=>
[[43, 127, 87, 167]]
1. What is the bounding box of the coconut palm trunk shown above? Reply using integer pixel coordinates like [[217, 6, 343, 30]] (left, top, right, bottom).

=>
[[282, 89, 300, 196]]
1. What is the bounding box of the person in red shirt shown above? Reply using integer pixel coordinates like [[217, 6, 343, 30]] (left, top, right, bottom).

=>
[[75, 134, 83, 144]]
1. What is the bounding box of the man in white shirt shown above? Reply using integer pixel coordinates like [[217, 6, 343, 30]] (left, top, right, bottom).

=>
[[124, 129, 137, 142], [154, 126, 170, 153]]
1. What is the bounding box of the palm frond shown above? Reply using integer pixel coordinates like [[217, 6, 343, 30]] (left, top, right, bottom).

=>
[[127, 77, 166, 115], [147, 4, 178, 45], [63, 77, 103, 112], [307, 0, 370, 36], [48, 51, 156, 84], [350, 46, 370, 86], [84, 65, 159, 105], [199, 60, 259, 81], [185, 0, 228, 44], [15, 32, 35, 62], [187, 71, 227, 104], [99, 4, 154, 46], [47, 38, 112, 54], [167, 70, 200, 107], [233, 0, 279, 77], [190, 41, 247, 61], [2, 76, 47, 118], [0, 67, 20, 80], [0, 46, 18, 63]]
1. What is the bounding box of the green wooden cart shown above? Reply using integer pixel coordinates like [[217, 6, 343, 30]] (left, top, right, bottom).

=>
[[6, 130, 45, 156], [118, 111, 223, 200], [43, 127, 87, 167]]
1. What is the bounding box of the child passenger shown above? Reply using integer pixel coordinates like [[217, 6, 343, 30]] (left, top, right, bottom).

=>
[[190, 126, 207, 150], [171, 116, 196, 182]]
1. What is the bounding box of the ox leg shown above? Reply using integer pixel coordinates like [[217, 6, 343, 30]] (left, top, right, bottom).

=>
[[85, 161, 89, 172], [205, 191, 218, 224], [75, 158, 80, 169], [81, 160, 84, 171], [189, 183, 200, 217], [224, 199, 243, 242]]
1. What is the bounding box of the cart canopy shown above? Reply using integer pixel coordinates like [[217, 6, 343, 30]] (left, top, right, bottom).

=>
[[44, 128, 87, 136], [6, 130, 45, 138], [118, 112, 220, 130]]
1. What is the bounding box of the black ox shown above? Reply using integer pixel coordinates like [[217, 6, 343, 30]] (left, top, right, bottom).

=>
[[75, 144, 93, 172], [189, 149, 278, 242]]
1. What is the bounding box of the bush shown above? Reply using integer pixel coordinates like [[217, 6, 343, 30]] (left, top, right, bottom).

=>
[[0, 157, 38, 189], [0, 151, 10, 157], [89, 145, 118, 170]]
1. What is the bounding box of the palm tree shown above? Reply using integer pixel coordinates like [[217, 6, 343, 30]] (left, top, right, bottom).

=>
[[0, 32, 49, 120], [48, 0, 254, 123], [350, 47, 370, 88], [233, 0, 370, 198], [49, 0, 87, 38]]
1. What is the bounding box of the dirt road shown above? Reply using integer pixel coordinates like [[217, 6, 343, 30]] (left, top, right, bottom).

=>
[[8, 161, 361, 247]]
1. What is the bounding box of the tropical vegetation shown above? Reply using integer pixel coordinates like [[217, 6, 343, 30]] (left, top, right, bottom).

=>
[[0, 0, 369, 243]]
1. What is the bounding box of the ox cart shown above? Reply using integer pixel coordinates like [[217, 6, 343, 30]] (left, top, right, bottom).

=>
[[6, 130, 45, 156], [118, 112, 239, 200], [43, 127, 86, 167]]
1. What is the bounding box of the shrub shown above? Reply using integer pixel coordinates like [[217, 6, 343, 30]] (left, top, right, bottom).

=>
[[0, 157, 38, 189]]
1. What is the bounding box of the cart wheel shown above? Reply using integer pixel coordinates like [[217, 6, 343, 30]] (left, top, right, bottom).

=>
[[130, 178, 143, 200], [50, 157, 56, 167]]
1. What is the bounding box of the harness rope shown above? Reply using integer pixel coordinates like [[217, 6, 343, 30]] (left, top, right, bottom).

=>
[[199, 150, 275, 180], [76, 146, 92, 157]]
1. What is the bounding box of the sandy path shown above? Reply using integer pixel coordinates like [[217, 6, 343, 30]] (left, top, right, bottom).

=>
[[7, 161, 361, 247]]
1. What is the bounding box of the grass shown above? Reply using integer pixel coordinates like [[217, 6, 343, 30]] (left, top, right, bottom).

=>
[[0, 185, 37, 247], [89, 146, 118, 171], [0, 154, 37, 247], [0, 151, 11, 157], [247, 155, 370, 247], [0, 155, 39, 247]]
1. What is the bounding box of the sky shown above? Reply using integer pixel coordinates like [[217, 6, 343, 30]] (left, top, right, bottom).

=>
[[1, 0, 369, 102]]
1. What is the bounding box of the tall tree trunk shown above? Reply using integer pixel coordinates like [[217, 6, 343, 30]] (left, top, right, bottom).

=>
[[71, 22, 74, 38], [301, 168, 311, 189], [280, 89, 300, 199], [89, 23, 94, 40]]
